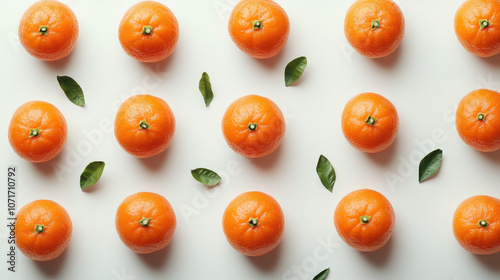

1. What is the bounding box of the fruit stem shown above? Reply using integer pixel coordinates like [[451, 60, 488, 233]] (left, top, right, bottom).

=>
[[139, 120, 150, 130], [142, 26, 153, 35], [477, 113, 486, 121], [248, 217, 258, 228], [365, 115, 377, 126], [34, 224, 45, 234], [479, 19, 490, 29], [38, 25, 49, 35], [252, 20, 263, 30], [139, 217, 151, 226], [371, 19, 381, 30], [29, 128, 42, 138], [478, 219, 489, 228], [360, 215, 371, 224], [247, 123, 258, 131]]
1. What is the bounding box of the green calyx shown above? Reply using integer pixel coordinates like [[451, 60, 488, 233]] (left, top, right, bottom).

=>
[[360, 215, 371, 224], [477, 113, 486, 121], [365, 115, 377, 126], [371, 19, 381, 30], [139, 120, 150, 130], [252, 20, 263, 30], [478, 219, 489, 228], [34, 224, 45, 234], [29, 128, 42, 138], [248, 217, 258, 228], [479, 19, 490, 29], [142, 25, 153, 35], [139, 217, 151, 226], [38, 25, 49, 35], [247, 123, 258, 131]]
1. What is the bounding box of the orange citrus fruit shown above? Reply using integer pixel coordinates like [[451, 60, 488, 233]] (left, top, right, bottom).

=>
[[341, 92, 399, 153], [456, 89, 500, 152], [8, 101, 67, 163], [119, 1, 179, 62], [222, 95, 285, 158], [453, 195, 500, 255], [228, 0, 290, 59], [18, 0, 79, 61], [222, 191, 285, 256], [334, 189, 395, 252], [114, 94, 175, 158], [344, 0, 405, 58], [115, 192, 176, 254], [15, 200, 72, 261], [455, 0, 500, 57]]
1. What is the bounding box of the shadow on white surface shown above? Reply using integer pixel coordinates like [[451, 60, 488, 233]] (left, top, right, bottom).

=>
[[136, 237, 176, 270], [477, 150, 500, 165], [364, 136, 400, 167], [246, 240, 283, 272], [478, 54, 500, 67], [136, 48, 179, 80], [32, 151, 66, 177], [359, 233, 394, 267], [41, 49, 76, 72], [33, 243, 71, 277], [81, 177, 104, 193], [249, 142, 284, 171], [474, 253, 500, 272], [251, 46, 287, 71], [138, 147, 171, 172], [370, 41, 404, 69]]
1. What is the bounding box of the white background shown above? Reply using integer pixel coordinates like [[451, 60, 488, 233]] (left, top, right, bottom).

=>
[[1, 0, 500, 279]]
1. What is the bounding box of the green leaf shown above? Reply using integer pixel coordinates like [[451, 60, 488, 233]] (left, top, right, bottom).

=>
[[191, 168, 221, 186], [313, 268, 330, 280], [199, 72, 214, 107], [80, 161, 105, 190], [285, 56, 307, 86], [57, 76, 85, 107], [419, 149, 443, 183], [316, 155, 336, 192]]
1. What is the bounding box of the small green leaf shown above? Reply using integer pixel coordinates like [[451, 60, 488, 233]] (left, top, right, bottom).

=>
[[191, 168, 221, 186], [80, 161, 105, 190], [199, 72, 214, 107], [419, 149, 443, 183], [57, 76, 85, 107], [316, 155, 336, 192], [313, 267, 330, 280], [285, 56, 307, 86]]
